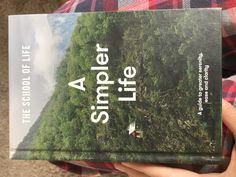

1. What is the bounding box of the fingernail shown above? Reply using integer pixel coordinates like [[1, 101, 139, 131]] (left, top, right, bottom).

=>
[[121, 162, 131, 166]]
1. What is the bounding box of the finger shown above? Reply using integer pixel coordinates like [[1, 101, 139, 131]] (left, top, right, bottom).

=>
[[114, 163, 149, 177], [122, 163, 200, 177], [222, 99, 236, 138]]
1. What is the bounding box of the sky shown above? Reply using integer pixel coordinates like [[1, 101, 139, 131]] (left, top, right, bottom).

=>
[[9, 14, 78, 156]]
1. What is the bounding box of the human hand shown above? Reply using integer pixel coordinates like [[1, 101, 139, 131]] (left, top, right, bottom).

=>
[[114, 99, 236, 177]]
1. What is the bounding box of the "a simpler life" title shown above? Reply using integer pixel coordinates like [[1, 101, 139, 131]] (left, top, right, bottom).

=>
[[68, 43, 137, 124]]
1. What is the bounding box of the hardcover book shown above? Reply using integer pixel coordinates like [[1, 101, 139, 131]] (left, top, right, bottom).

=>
[[9, 9, 222, 164]]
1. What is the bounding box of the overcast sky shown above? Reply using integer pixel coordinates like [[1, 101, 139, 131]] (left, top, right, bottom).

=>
[[9, 14, 77, 155]]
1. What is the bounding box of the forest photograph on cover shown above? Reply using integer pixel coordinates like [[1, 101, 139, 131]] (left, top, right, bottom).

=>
[[12, 10, 221, 161]]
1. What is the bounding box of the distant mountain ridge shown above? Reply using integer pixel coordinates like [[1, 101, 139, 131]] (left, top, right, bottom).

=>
[[12, 100, 52, 159]]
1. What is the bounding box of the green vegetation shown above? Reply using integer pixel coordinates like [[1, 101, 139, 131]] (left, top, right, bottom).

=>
[[14, 10, 221, 162]]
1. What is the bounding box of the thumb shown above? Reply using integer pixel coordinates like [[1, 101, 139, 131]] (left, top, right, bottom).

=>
[[222, 99, 236, 138]]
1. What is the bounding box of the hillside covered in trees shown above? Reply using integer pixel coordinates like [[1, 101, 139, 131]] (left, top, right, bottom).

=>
[[14, 10, 222, 162]]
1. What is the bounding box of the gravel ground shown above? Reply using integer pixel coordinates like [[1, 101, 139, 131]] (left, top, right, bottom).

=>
[[0, 1, 126, 176]]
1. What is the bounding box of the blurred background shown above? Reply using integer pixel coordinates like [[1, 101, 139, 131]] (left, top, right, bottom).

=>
[[0, 0, 125, 176]]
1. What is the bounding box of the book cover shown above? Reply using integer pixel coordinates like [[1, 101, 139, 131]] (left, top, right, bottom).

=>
[[9, 9, 222, 164]]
